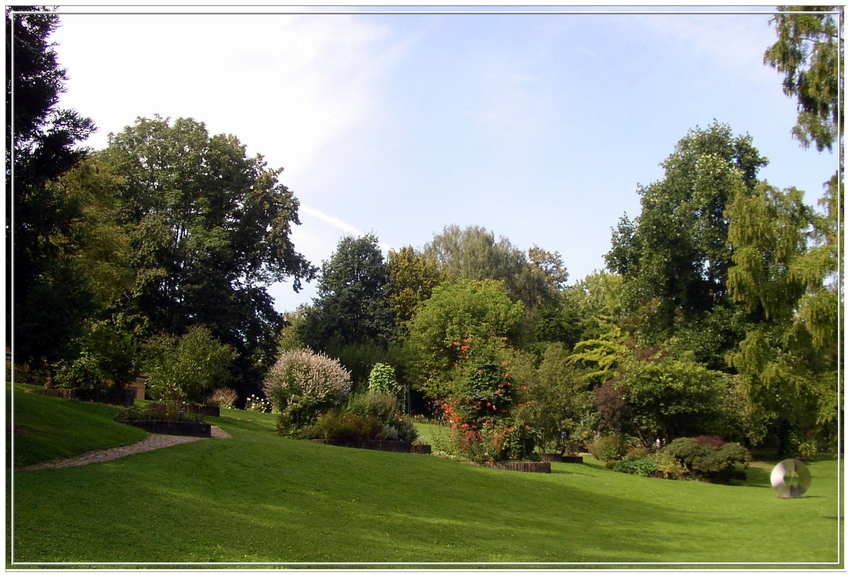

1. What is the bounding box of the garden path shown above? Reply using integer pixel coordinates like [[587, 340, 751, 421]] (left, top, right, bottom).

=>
[[18, 426, 232, 471]]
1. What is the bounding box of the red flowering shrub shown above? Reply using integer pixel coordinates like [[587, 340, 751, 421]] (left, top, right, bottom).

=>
[[441, 338, 539, 462]]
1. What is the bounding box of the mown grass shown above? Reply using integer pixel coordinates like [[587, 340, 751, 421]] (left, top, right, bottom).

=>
[[7, 384, 149, 468], [8, 385, 843, 567]]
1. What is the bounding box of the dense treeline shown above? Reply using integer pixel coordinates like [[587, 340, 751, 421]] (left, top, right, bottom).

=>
[[9, 6, 841, 459]]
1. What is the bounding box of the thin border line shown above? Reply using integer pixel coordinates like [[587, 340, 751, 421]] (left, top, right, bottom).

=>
[[7, 4, 843, 569]]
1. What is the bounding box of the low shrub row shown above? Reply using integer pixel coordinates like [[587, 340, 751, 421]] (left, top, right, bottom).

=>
[[598, 434, 751, 484]]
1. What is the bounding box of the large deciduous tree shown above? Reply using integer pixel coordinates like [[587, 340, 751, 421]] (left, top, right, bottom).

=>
[[7, 6, 97, 369], [99, 115, 316, 394], [423, 225, 556, 308], [605, 122, 767, 343]]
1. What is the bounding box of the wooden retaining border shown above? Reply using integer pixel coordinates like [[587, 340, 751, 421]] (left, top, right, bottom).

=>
[[481, 460, 551, 473], [540, 453, 584, 464], [27, 388, 136, 407], [149, 403, 221, 417], [119, 420, 212, 437], [307, 439, 432, 455]]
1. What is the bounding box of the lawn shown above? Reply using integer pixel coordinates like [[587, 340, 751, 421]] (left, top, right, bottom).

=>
[[7, 384, 843, 567]]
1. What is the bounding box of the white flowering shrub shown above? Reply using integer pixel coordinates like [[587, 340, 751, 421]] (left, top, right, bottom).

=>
[[264, 348, 352, 433]]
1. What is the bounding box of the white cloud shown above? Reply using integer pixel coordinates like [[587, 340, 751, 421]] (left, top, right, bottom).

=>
[[300, 205, 394, 252]]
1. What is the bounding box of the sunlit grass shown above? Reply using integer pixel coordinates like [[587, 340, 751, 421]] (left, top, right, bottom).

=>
[[8, 386, 842, 567]]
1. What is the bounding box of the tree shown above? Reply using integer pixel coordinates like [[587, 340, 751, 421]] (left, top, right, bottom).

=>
[[386, 245, 442, 329], [143, 325, 235, 418], [98, 116, 316, 394], [596, 345, 728, 445], [423, 225, 555, 308], [764, 6, 843, 152], [726, 182, 839, 453], [7, 6, 97, 369], [403, 278, 524, 401], [301, 234, 394, 350], [605, 122, 767, 343]]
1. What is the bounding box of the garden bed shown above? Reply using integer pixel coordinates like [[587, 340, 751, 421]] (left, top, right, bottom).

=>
[[480, 461, 551, 473], [307, 439, 431, 454], [119, 420, 211, 437]]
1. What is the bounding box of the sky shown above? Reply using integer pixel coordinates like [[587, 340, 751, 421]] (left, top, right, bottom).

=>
[[48, 4, 840, 313]]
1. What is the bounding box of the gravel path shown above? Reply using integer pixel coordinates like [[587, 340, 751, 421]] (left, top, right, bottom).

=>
[[18, 426, 232, 471]]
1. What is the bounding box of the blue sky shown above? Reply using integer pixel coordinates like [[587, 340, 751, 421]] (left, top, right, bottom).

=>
[[51, 5, 839, 313]]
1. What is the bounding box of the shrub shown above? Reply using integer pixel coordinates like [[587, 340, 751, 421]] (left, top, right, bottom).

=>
[[612, 458, 658, 477], [143, 326, 235, 417], [209, 387, 239, 409], [367, 363, 399, 393], [625, 446, 650, 461], [305, 411, 383, 442], [660, 437, 751, 482], [586, 434, 630, 462], [54, 352, 106, 391], [264, 348, 352, 433], [347, 392, 399, 423], [347, 392, 418, 443]]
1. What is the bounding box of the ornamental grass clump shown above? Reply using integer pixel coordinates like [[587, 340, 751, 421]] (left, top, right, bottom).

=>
[[264, 348, 352, 434]]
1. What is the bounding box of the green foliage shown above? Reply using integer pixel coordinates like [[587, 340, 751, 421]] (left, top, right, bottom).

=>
[[264, 348, 352, 433], [586, 433, 630, 462], [302, 234, 394, 349], [764, 6, 842, 152], [605, 122, 767, 341], [423, 225, 555, 308], [345, 391, 418, 443], [512, 343, 591, 454], [304, 410, 384, 442], [386, 245, 442, 329], [143, 325, 235, 418], [53, 352, 107, 391], [612, 458, 658, 477], [595, 346, 728, 445], [367, 363, 399, 393], [326, 339, 403, 394], [99, 115, 316, 396], [440, 344, 539, 462], [404, 279, 524, 400], [726, 180, 839, 449], [7, 7, 97, 369], [660, 437, 751, 483]]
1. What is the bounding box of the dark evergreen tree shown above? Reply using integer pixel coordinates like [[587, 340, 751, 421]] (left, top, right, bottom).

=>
[[302, 234, 394, 350], [7, 6, 97, 369]]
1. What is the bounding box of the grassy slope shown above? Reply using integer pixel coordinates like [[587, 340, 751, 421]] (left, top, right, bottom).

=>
[[7, 384, 149, 468], [8, 387, 842, 566]]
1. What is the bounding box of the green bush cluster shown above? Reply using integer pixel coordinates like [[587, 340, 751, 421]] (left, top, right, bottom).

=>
[[586, 434, 630, 462], [301, 391, 418, 443], [611, 458, 658, 477], [659, 437, 751, 483]]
